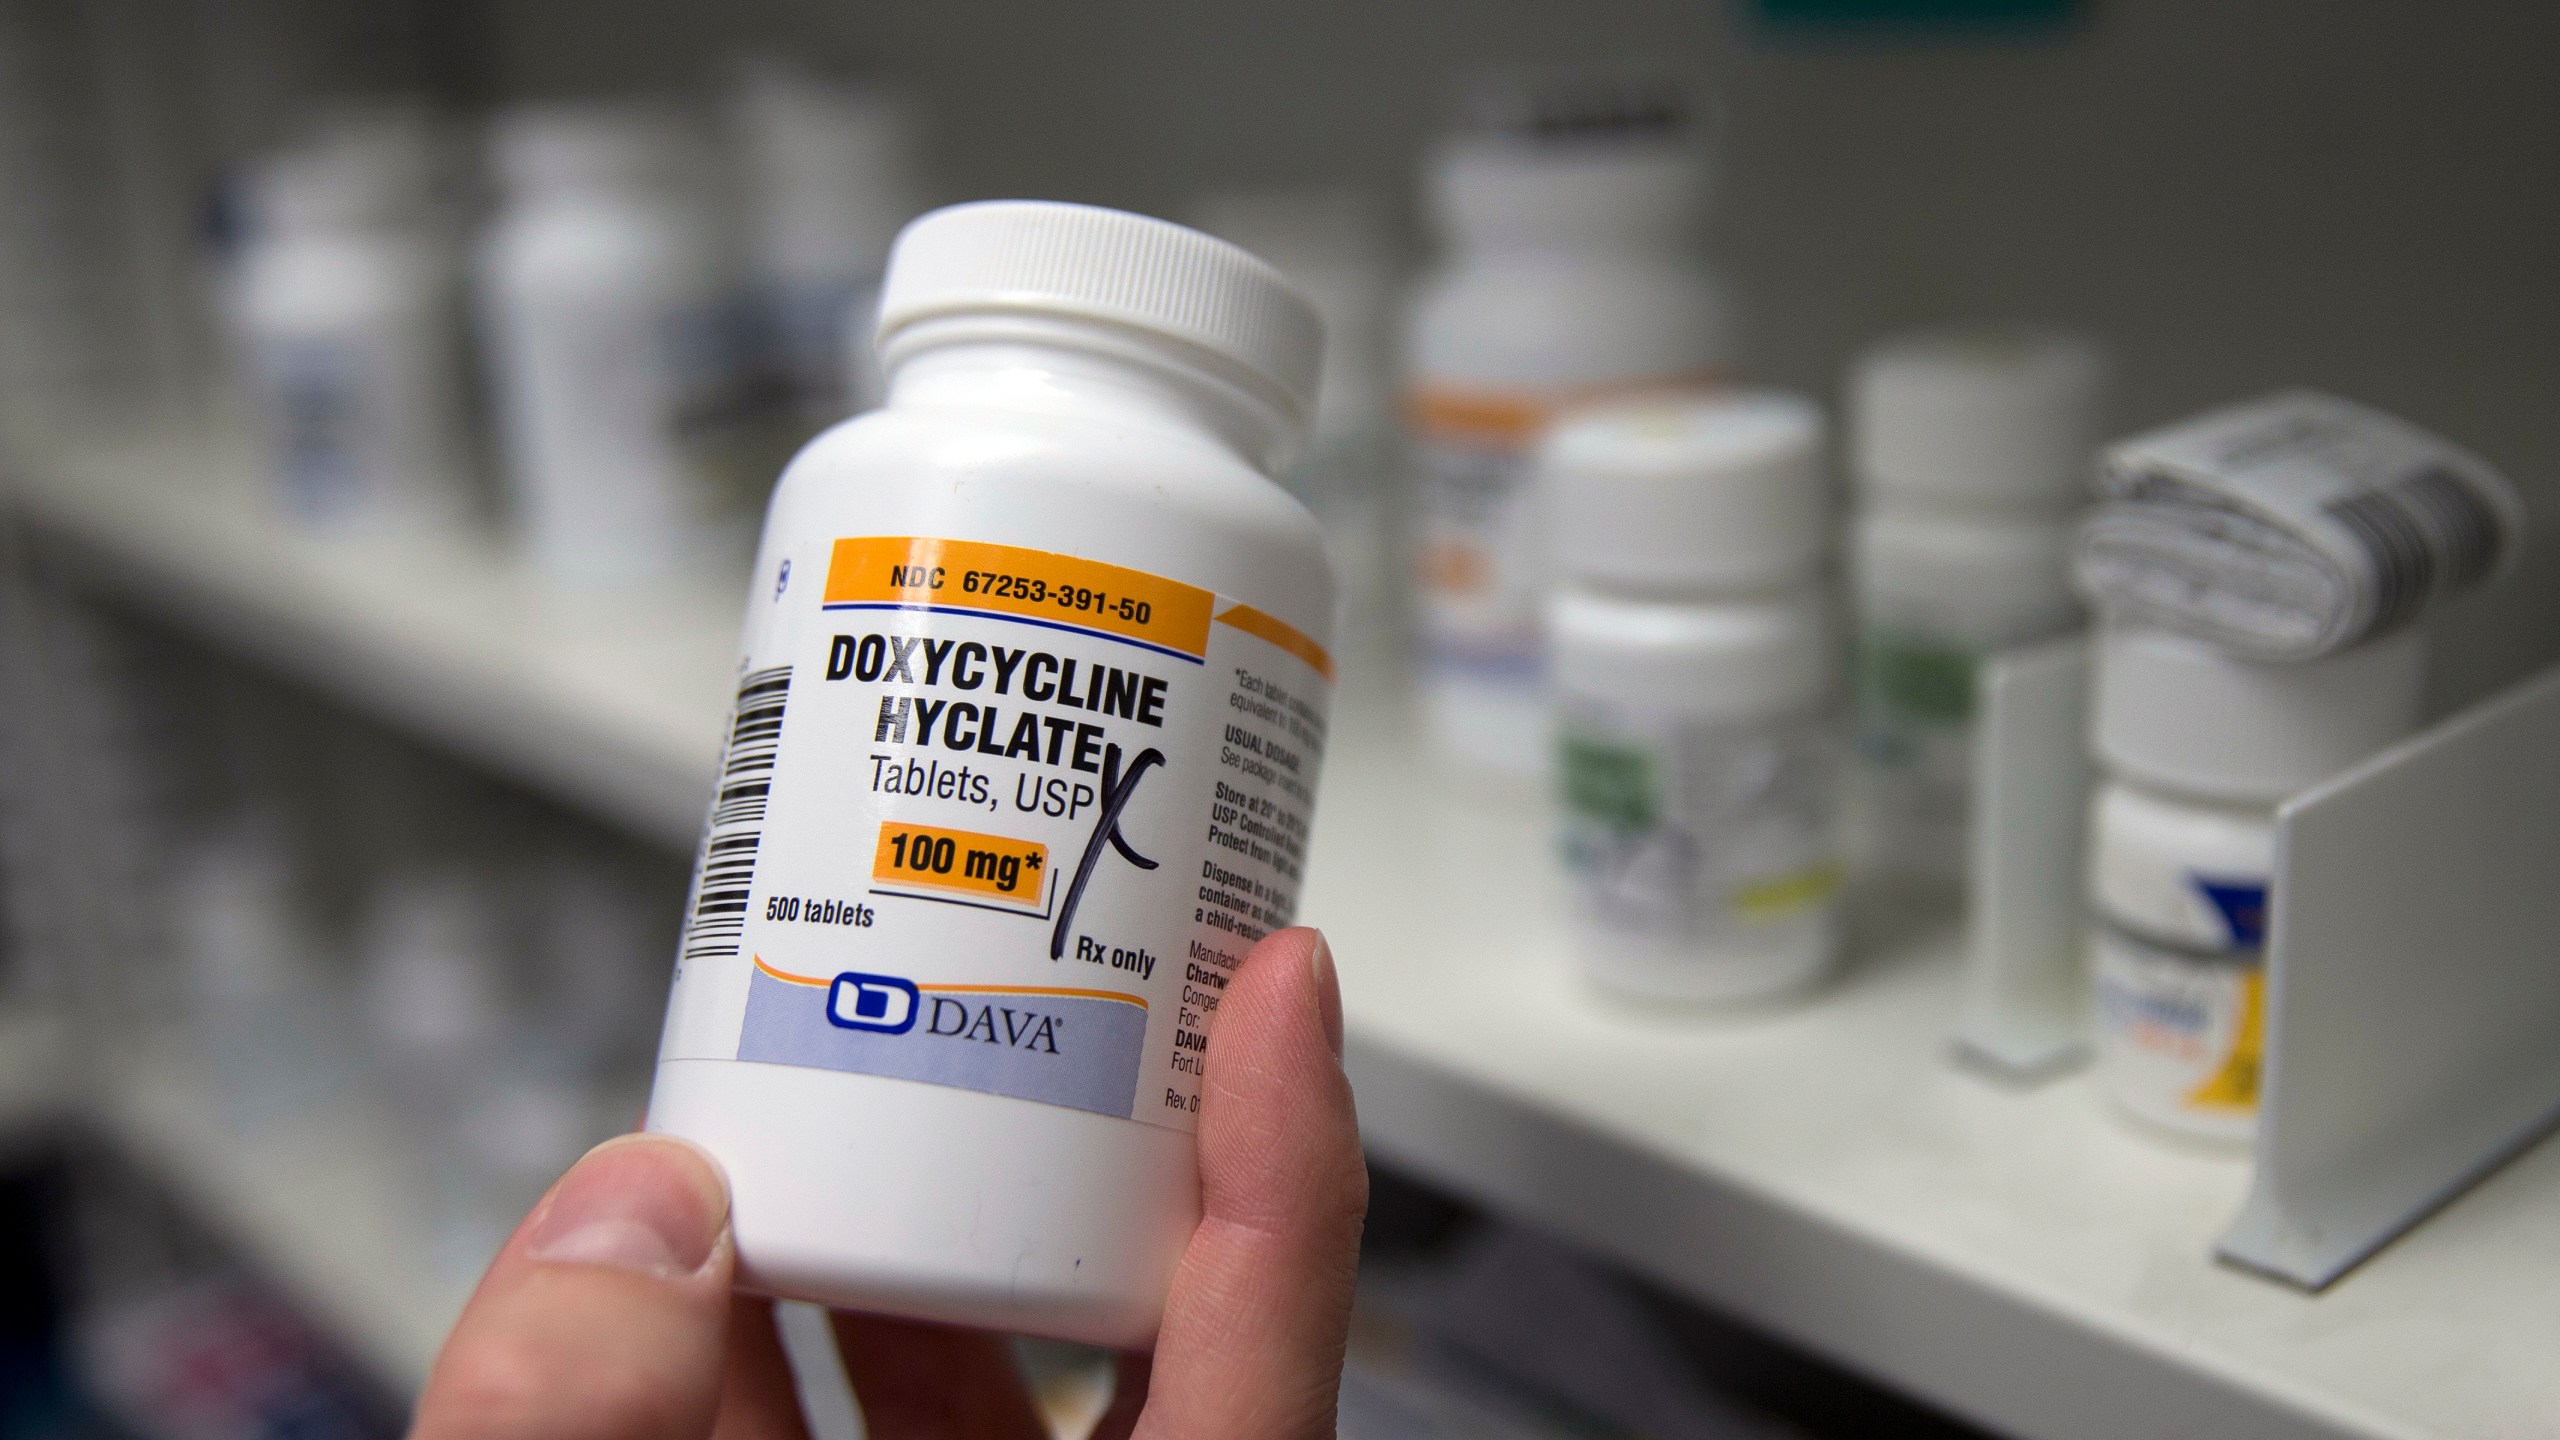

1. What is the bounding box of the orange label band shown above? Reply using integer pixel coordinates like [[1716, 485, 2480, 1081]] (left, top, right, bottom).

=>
[[752, 955, 1146, 1010], [827, 536, 1217, 660], [823, 535, 1332, 679], [1215, 604, 1335, 681], [872, 820, 1051, 905]]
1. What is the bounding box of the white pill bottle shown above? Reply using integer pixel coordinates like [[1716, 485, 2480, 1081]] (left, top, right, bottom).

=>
[[648, 201, 1334, 1346], [1846, 328, 2105, 885], [477, 106, 735, 582], [2085, 625, 2424, 1143], [727, 61, 924, 427], [1541, 393, 1843, 1003], [1406, 79, 1734, 781], [232, 133, 471, 529]]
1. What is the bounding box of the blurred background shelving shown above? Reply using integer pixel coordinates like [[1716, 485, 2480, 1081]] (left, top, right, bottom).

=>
[[9, 420, 2560, 1440], [4, 1, 2558, 1438]]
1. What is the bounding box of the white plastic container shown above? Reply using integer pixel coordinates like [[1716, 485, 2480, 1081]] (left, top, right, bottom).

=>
[[477, 105, 739, 583], [232, 132, 470, 529], [1846, 327, 2105, 884], [647, 201, 1334, 1346], [729, 61, 924, 427], [1541, 393, 1842, 1003], [1406, 80, 1735, 781], [2085, 624, 2426, 1144]]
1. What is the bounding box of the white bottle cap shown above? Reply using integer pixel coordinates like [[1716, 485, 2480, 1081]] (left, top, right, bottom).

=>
[[1542, 390, 1828, 593], [876, 200, 1324, 430], [490, 103, 704, 198], [1849, 326, 2107, 509], [1427, 141, 1704, 251], [254, 102, 454, 236], [1850, 498, 2080, 645], [1428, 70, 1708, 250], [730, 59, 923, 279], [2091, 624, 2427, 803], [1550, 580, 1835, 719], [1188, 186, 1394, 436]]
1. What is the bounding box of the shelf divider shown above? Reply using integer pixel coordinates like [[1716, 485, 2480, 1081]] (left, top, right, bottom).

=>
[[2222, 662, 2560, 1289], [1956, 633, 2095, 1079]]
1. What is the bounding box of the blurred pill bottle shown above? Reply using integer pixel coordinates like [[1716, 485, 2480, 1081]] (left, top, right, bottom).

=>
[[727, 59, 925, 429], [232, 112, 472, 530], [1193, 188, 1399, 649], [1845, 327, 2106, 888], [477, 104, 738, 583], [1542, 392, 1843, 1004], [1405, 73, 1736, 784], [2085, 624, 2425, 1145], [648, 201, 1333, 1348]]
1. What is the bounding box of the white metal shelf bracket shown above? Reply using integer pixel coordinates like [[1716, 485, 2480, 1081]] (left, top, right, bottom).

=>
[[1955, 634, 2094, 1079], [2220, 662, 2560, 1289]]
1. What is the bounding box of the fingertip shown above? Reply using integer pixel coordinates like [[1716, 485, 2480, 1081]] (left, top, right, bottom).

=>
[[1226, 926, 1338, 1067], [1194, 924, 1366, 1233], [523, 1133, 733, 1281], [1308, 929, 1343, 1061]]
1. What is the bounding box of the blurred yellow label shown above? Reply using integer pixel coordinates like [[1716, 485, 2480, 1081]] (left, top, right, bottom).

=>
[[1732, 863, 1846, 922], [2185, 966, 2265, 1111]]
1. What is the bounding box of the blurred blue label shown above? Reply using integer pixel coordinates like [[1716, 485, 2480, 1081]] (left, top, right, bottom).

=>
[[2194, 878, 2269, 949]]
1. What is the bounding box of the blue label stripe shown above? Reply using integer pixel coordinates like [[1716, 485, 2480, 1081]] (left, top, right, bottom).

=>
[[738, 967, 1148, 1120], [2192, 877, 2269, 949]]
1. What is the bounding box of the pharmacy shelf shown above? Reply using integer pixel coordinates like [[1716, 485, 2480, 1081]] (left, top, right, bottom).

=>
[[1313, 712, 2560, 1440], [88, 1045, 478, 1394], [11, 429, 2560, 1438], [0, 1000, 465, 1389], [0, 1002, 72, 1150], [3, 425, 738, 849]]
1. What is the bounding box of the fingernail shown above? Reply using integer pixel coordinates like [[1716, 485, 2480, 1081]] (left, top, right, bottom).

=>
[[1309, 931, 1344, 1062], [526, 1134, 729, 1280]]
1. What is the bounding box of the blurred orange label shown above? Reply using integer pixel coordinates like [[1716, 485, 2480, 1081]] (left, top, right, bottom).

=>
[[872, 821, 1050, 908], [1419, 539, 1493, 598], [1406, 372, 1735, 448]]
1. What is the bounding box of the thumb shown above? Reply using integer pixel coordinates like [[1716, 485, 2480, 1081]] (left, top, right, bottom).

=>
[[413, 1134, 736, 1440], [1122, 927, 1366, 1440]]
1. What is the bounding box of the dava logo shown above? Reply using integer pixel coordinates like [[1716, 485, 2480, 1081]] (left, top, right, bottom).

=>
[[826, 973, 920, 1034], [924, 996, 1064, 1054], [822, 972, 1067, 1056]]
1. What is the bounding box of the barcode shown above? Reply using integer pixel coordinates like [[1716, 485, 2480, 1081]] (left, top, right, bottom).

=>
[[679, 664, 792, 962], [2322, 466, 2501, 635]]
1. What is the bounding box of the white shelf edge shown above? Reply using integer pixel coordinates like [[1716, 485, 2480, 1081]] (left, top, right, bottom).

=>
[[0, 1002, 460, 1393], [4, 426, 733, 849], [1312, 719, 2560, 1440], [87, 1049, 474, 1394]]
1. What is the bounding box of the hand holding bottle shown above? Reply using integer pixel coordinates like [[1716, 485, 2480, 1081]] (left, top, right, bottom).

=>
[[411, 927, 1364, 1440]]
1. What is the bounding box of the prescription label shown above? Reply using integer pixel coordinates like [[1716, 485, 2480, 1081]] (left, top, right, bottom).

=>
[[2091, 926, 2264, 1137], [1556, 697, 1843, 944], [1409, 378, 1725, 698], [661, 535, 1332, 1132], [1850, 624, 1983, 873]]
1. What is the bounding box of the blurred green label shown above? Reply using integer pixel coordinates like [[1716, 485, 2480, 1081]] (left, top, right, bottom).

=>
[[1857, 629, 1979, 730], [1559, 732, 1656, 832]]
